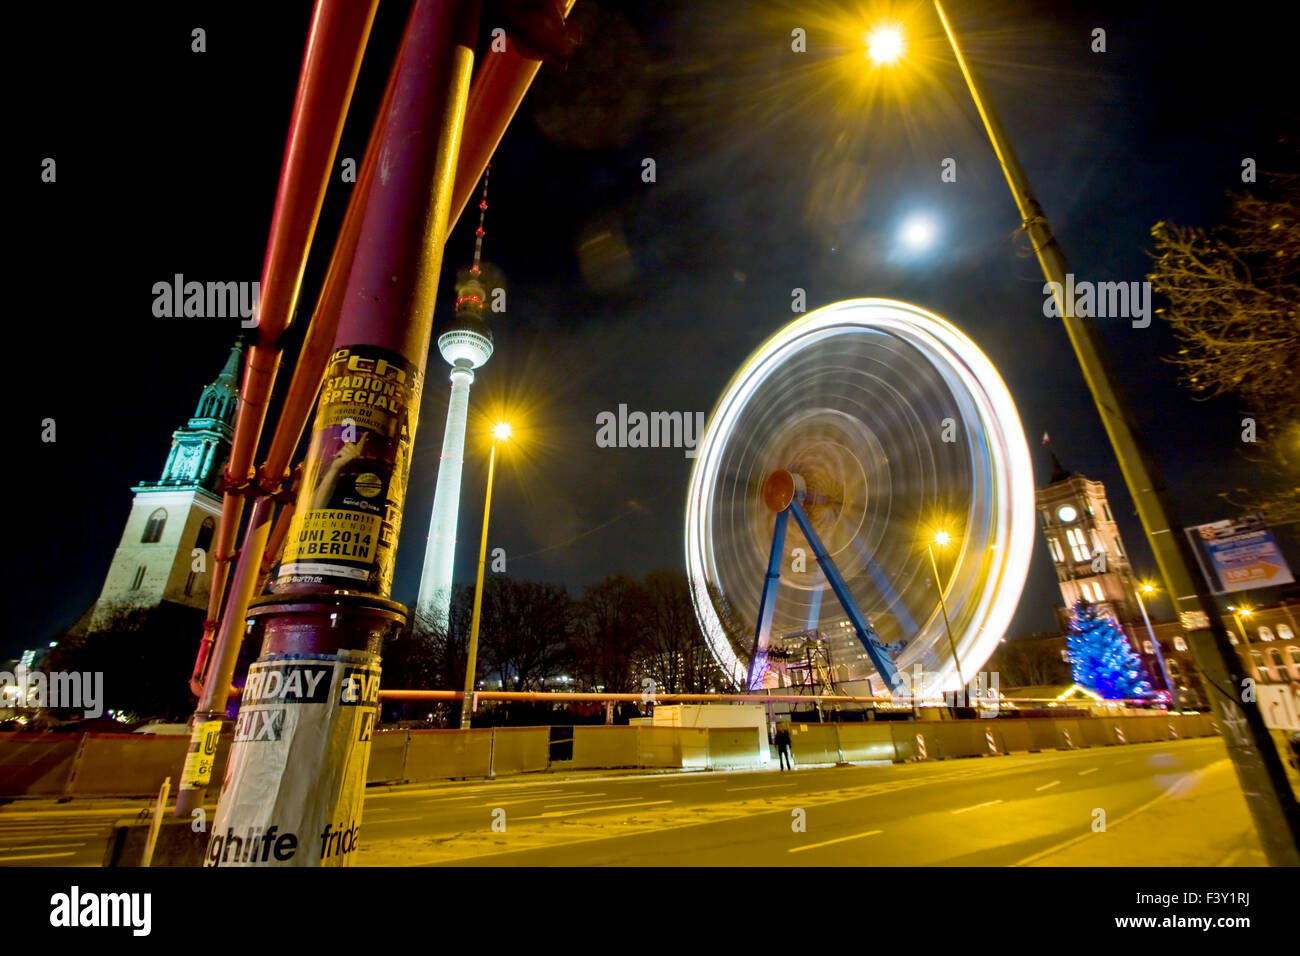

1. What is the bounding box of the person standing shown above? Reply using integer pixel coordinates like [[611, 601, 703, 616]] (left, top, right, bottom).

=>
[[775, 725, 794, 771]]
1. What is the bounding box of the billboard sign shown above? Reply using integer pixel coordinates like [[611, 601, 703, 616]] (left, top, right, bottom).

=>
[[1185, 515, 1295, 594]]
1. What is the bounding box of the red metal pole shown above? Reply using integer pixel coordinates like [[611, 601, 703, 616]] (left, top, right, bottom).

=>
[[179, 0, 377, 816], [206, 0, 482, 868]]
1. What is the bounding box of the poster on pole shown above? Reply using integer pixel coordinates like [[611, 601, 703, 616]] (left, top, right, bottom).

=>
[[1184, 514, 1295, 594]]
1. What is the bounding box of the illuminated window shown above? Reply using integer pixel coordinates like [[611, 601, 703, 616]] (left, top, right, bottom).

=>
[[1167, 660, 1181, 677], [1060, 649, 1070, 662], [1065, 528, 1090, 562], [1250, 651, 1269, 681], [142, 508, 167, 543], [1102, 502, 1113, 521], [1267, 648, 1284, 680], [1047, 538, 1065, 562], [1259, 626, 1275, 642], [1113, 536, 1124, 557], [1287, 647, 1300, 679], [1279, 625, 1294, 641], [1227, 631, 1239, 646], [1173, 636, 1188, 652], [1143, 640, 1153, 653], [130, 566, 146, 590]]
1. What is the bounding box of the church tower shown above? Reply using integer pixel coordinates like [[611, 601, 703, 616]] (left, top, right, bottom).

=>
[[1034, 439, 1139, 630], [88, 341, 243, 630]]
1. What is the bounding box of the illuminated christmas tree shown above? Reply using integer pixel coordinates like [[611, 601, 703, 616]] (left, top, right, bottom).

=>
[[1066, 600, 1152, 699]]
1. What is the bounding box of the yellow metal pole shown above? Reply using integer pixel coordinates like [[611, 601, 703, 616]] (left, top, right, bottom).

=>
[[461, 439, 498, 728], [933, 0, 1300, 863]]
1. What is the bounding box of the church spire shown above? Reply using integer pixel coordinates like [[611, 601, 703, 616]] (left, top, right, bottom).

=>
[[141, 339, 244, 493], [192, 338, 244, 426]]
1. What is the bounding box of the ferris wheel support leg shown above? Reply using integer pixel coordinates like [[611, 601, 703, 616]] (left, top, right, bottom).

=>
[[747, 509, 790, 691], [786, 499, 904, 695]]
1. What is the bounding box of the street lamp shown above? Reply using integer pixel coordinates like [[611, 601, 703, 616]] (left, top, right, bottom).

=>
[[926, 529, 963, 698], [1229, 605, 1255, 679], [864, 5, 1300, 864], [461, 421, 512, 729], [1134, 581, 1175, 709]]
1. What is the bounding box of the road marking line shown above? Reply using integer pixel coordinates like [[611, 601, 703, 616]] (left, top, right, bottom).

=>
[[541, 796, 611, 808], [1078, 768, 1099, 776], [788, 830, 882, 853], [726, 783, 797, 792], [658, 781, 714, 788], [1035, 781, 1061, 792], [0, 851, 77, 862], [952, 800, 1003, 814], [0, 842, 86, 851], [530, 800, 673, 819]]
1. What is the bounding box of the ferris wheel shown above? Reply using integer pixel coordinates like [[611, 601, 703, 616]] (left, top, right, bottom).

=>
[[685, 298, 1035, 695]]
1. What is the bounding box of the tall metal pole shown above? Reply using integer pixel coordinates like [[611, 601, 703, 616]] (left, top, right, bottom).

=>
[[461, 437, 500, 728], [927, 541, 963, 693], [934, 0, 1300, 863], [205, 0, 481, 867]]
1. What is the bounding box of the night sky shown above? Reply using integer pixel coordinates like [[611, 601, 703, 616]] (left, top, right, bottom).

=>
[[15, 0, 1298, 660]]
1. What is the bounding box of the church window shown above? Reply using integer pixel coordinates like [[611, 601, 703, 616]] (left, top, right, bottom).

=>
[[142, 508, 167, 543], [1047, 538, 1064, 562], [130, 566, 146, 590], [1259, 626, 1275, 642], [194, 517, 215, 553], [1278, 625, 1294, 641], [1065, 528, 1090, 562]]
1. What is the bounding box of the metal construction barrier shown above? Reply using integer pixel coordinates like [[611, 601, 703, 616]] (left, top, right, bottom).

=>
[[0, 714, 1227, 796], [835, 723, 895, 762], [572, 725, 640, 769], [707, 728, 761, 769], [789, 724, 839, 764], [402, 728, 493, 780], [490, 727, 549, 776]]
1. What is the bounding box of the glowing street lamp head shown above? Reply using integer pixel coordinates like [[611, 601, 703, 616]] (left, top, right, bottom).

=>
[[492, 421, 513, 442], [866, 25, 904, 64], [932, 530, 951, 547], [1140, 582, 1156, 594]]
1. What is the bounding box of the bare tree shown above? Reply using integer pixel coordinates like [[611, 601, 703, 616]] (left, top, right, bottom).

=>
[[1148, 151, 1300, 522], [479, 577, 571, 691], [570, 575, 650, 693]]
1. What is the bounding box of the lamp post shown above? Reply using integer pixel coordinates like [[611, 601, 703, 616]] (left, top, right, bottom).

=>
[[865, 6, 1300, 865], [1135, 582, 1175, 708], [927, 530, 963, 698], [461, 421, 511, 729], [1229, 606, 1255, 679]]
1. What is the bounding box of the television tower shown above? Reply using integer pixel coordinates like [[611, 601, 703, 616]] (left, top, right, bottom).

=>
[[415, 166, 495, 630]]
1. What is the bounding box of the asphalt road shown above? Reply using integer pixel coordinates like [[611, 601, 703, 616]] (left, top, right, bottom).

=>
[[0, 738, 1244, 866]]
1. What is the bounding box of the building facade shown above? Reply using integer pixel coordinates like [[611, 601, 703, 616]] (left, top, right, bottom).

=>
[[86, 342, 242, 631]]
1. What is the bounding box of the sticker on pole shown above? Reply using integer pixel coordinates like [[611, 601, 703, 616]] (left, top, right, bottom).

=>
[[277, 345, 421, 595], [206, 651, 381, 867], [179, 719, 223, 791]]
